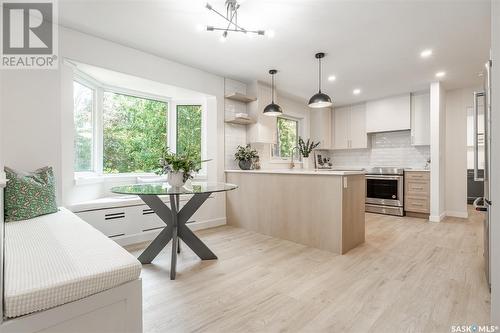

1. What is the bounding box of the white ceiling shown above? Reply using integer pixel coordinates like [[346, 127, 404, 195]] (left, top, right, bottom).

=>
[[58, 0, 491, 106]]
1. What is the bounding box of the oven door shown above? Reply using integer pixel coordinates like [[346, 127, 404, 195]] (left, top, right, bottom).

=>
[[366, 175, 404, 207]]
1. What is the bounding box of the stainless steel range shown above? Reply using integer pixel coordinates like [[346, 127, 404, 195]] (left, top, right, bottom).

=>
[[365, 167, 404, 216]]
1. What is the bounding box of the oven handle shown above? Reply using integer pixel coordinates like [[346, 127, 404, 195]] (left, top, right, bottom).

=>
[[366, 175, 403, 181]]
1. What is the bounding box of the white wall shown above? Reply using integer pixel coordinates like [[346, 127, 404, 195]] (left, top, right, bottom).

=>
[[1, 26, 227, 225], [445, 86, 481, 218], [490, 0, 500, 325], [430, 81, 446, 222], [1, 70, 63, 202]]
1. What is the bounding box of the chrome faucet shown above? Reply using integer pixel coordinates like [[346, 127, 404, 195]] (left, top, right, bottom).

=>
[[290, 146, 300, 169]]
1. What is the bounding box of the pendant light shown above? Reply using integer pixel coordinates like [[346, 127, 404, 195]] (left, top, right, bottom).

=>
[[308, 52, 333, 108], [263, 69, 283, 116]]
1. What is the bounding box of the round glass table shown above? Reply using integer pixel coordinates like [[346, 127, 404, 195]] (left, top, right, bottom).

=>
[[111, 182, 238, 280]]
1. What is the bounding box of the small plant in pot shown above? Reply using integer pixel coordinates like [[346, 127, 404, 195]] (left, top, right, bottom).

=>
[[234, 144, 258, 170], [298, 137, 320, 169], [157, 149, 209, 188]]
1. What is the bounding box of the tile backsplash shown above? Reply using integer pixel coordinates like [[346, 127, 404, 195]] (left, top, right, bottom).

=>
[[325, 130, 430, 169]]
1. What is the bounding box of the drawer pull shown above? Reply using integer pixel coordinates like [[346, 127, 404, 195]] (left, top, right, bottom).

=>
[[105, 212, 125, 220], [109, 233, 125, 238]]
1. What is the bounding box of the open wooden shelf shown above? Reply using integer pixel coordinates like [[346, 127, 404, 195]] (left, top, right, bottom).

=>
[[225, 93, 257, 103], [225, 117, 256, 125]]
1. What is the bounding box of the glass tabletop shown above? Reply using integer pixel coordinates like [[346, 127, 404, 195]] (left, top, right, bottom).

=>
[[111, 182, 238, 196]]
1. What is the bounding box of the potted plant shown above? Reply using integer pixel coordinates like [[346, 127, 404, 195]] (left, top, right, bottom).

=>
[[157, 149, 209, 187], [234, 144, 258, 170], [298, 137, 320, 169]]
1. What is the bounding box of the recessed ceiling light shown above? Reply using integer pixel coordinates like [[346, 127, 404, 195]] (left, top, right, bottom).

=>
[[435, 71, 446, 78], [328, 75, 336, 82], [420, 49, 433, 58], [353, 89, 361, 95], [266, 29, 275, 39]]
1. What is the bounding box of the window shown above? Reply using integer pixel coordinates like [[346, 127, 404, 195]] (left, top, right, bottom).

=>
[[103, 92, 167, 174], [273, 117, 299, 159], [72, 77, 206, 177], [176, 105, 202, 161], [73, 81, 94, 172]]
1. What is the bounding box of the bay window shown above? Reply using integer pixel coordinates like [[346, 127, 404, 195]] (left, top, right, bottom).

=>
[[73, 77, 206, 178]]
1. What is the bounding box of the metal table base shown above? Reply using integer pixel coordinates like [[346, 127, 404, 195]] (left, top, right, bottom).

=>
[[137, 193, 217, 280]]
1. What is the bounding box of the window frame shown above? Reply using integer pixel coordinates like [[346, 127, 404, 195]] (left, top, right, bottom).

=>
[[72, 72, 207, 181], [271, 115, 301, 162]]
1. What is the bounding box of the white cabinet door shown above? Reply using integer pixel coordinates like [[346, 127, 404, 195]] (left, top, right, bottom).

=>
[[349, 104, 368, 149], [366, 94, 411, 133], [332, 106, 349, 149], [310, 108, 332, 149], [247, 83, 276, 144], [411, 91, 431, 146]]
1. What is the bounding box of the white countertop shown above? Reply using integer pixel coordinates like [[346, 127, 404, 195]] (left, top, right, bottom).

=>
[[225, 169, 365, 176], [404, 169, 430, 172]]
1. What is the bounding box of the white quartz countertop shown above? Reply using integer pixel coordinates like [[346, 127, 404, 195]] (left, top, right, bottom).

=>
[[404, 169, 430, 172], [225, 169, 365, 176]]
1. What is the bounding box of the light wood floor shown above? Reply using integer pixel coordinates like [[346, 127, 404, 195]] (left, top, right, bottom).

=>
[[127, 208, 491, 333]]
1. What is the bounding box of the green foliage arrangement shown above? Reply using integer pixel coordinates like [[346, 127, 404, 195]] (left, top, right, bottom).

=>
[[157, 149, 209, 182], [234, 144, 259, 162], [298, 137, 320, 158]]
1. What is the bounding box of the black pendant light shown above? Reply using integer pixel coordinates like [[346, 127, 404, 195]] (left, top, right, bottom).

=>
[[308, 52, 333, 108], [263, 69, 283, 116]]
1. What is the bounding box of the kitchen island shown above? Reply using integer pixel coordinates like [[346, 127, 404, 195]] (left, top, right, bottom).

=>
[[225, 169, 366, 254]]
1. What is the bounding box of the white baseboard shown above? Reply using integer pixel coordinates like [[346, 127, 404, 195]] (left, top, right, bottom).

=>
[[446, 211, 469, 219], [113, 217, 226, 246], [429, 212, 446, 222]]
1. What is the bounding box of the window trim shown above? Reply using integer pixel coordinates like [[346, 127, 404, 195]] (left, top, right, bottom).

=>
[[73, 71, 207, 181], [271, 115, 302, 162]]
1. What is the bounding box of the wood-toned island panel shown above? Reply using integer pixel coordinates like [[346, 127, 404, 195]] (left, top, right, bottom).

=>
[[226, 172, 365, 254]]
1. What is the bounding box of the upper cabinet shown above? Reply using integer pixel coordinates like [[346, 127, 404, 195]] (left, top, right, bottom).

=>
[[366, 94, 411, 133], [410, 91, 431, 146], [332, 103, 368, 150], [309, 108, 332, 149], [246, 82, 276, 144]]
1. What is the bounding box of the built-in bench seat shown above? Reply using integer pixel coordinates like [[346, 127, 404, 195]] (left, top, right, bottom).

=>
[[3, 207, 142, 318]]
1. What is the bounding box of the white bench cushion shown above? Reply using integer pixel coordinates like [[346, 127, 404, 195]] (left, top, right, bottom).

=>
[[4, 207, 141, 318]]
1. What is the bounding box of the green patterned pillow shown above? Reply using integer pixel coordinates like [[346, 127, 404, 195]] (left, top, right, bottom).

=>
[[4, 166, 58, 222]]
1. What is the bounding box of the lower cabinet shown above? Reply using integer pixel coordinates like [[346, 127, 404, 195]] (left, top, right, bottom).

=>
[[404, 171, 430, 217]]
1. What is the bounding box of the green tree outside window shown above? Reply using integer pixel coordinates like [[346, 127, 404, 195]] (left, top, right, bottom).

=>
[[176, 105, 202, 162], [103, 92, 167, 173], [275, 117, 298, 158]]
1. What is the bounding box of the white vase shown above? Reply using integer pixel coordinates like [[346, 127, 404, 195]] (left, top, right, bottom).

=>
[[167, 171, 186, 188], [302, 156, 312, 170]]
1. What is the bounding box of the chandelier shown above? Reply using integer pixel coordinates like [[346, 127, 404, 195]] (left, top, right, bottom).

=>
[[205, 0, 267, 41]]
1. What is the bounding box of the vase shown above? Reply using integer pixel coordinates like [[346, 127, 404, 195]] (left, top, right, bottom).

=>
[[302, 156, 312, 170], [167, 171, 186, 187], [238, 160, 252, 170]]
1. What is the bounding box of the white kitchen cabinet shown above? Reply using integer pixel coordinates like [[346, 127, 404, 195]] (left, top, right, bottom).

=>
[[411, 91, 431, 146], [332, 106, 349, 149], [246, 82, 276, 144], [309, 107, 332, 149], [331, 104, 368, 150], [349, 104, 368, 149], [366, 94, 411, 133]]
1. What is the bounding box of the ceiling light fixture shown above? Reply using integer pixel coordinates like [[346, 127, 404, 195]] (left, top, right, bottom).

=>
[[308, 52, 333, 108], [420, 49, 433, 58], [435, 71, 446, 78], [205, 0, 267, 40], [353, 89, 361, 95], [328, 75, 336, 82], [263, 69, 283, 116]]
